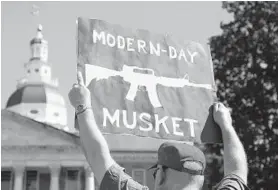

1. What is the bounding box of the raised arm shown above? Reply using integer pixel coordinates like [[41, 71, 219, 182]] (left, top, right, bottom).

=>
[[68, 71, 115, 184], [213, 102, 248, 184]]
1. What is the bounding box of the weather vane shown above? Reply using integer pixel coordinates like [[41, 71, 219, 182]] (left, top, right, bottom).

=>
[[30, 4, 43, 32], [30, 4, 41, 26], [31, 4, 40, 16]]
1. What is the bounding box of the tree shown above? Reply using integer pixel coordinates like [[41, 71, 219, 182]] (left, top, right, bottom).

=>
[[208, 1, 278, 189]]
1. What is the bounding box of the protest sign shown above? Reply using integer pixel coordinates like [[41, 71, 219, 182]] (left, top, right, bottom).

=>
[[77, 18, 222, 143]]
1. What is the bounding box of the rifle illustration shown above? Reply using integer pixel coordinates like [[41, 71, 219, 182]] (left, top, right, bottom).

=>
[[85, 64, 213, 108], [122, 65, 162, 107]]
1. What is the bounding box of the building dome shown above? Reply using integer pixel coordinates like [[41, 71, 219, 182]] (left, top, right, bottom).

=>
[[6, 84, 65, 108], [5, 24, 67, 127]]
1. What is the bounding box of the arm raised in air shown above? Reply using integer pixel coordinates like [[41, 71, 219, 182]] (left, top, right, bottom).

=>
[[68, 71, 115, 184], [213, 102, 249, 189]]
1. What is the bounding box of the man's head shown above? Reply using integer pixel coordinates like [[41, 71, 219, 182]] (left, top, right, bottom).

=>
[[151, 142, 206, 190]]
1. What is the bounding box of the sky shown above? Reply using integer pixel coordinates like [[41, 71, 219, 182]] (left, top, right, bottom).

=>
[[1, 1, 233, 130]]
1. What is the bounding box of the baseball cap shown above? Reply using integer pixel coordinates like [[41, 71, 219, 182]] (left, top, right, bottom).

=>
[[149, 142, 206, 175]]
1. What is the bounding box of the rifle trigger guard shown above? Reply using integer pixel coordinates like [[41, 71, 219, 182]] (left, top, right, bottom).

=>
[[138, 86, 146, 91]]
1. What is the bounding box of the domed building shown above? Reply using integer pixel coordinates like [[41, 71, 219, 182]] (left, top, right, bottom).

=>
[[1, 24, 165, 190], [6, 25, 67, 129], [1, 25, 97, 190]]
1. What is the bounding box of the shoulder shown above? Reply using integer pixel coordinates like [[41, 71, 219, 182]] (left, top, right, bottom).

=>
[[213, 174, 250, 190], [100, 164, 149, 190]]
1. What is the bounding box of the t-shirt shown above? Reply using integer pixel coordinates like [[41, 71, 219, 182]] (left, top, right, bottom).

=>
[[99, 164, 249, 190], [213, 174, 250, 190]]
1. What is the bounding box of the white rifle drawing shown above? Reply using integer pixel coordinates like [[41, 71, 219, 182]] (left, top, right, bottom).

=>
[[85, 64, 213, 108]]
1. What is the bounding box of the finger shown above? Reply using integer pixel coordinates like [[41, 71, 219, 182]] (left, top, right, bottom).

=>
[[218, 102, 225, 107], [213, 102, 219, 112], [72, 83, 79, 88], [77, 71, 85, 86], [219, 103, 228, 110]]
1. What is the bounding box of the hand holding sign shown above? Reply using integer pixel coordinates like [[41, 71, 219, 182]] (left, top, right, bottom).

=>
[[213, 102, 233, 130], [68, 70, 91, 111]]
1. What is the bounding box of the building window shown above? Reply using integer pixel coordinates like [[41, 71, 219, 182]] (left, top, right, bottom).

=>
[[25, 170, 37, 190], [24, 169, 50, 190], [60, 167, 85, 190], [132, 169, 146, 186], [30, 110, 39, 114], [1, 170, 13, 190], [27, 69, 31, 73], [35, 68, 39, 73]]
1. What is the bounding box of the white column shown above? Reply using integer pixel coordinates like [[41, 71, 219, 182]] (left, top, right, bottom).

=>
[[49, 165, 60, 190], [85, 166, 95, 190], [13, 166, 24, 190]]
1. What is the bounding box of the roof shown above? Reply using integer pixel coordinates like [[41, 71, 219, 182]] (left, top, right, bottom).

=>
[[1, 109, 166, 151], [1, 109, 79, 147], [6, 84, 64, 108]]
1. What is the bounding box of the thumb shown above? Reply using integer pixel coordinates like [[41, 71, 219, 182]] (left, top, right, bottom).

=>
[[77, 71, 85, 86], [213, 102, 219, 113], [218, 102, 225, 108]]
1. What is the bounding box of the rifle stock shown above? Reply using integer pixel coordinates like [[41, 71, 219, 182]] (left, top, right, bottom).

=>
[[186, 83, 212, 90]]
